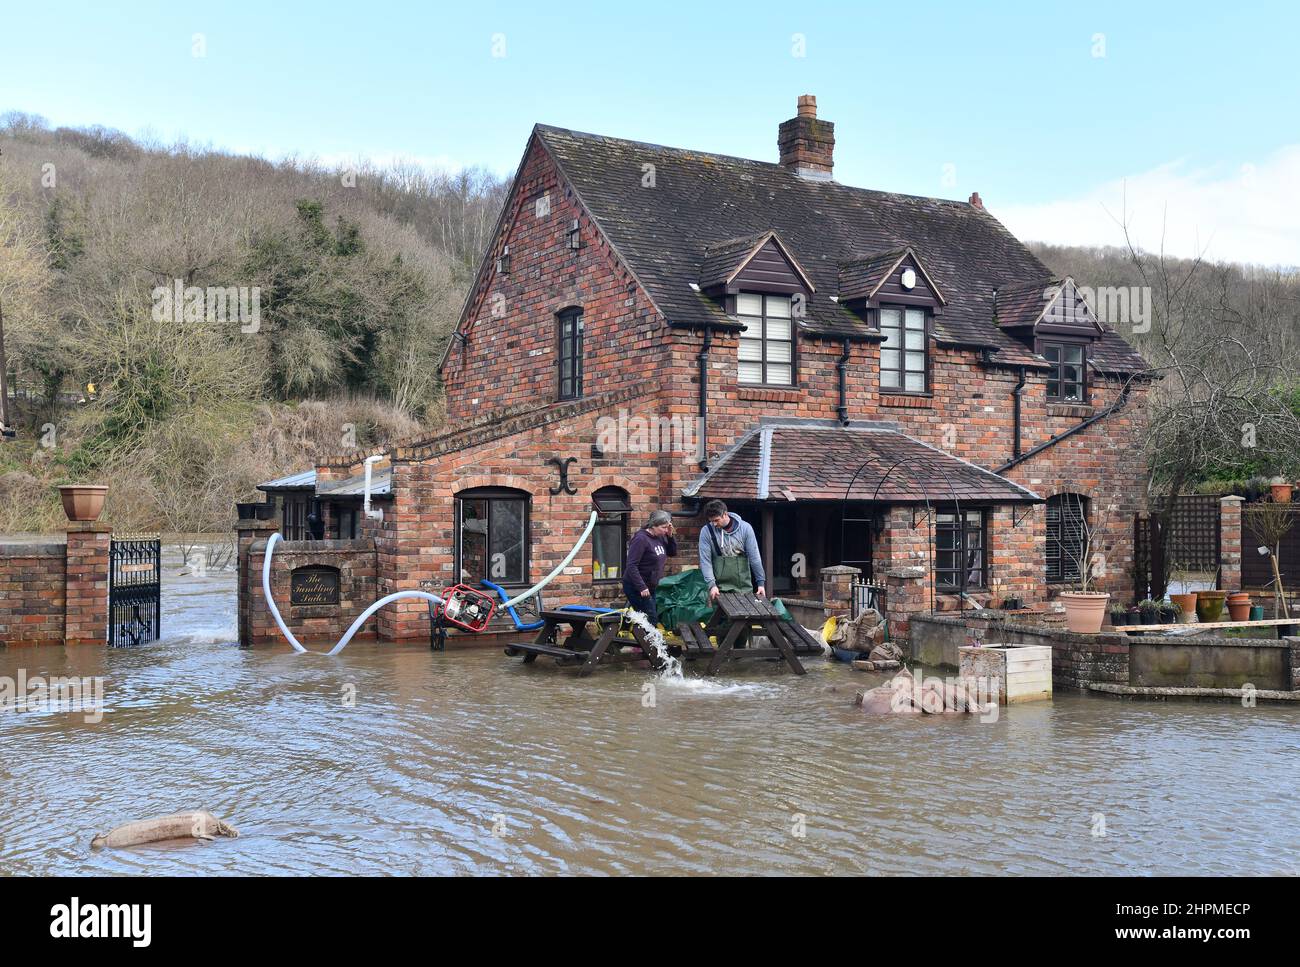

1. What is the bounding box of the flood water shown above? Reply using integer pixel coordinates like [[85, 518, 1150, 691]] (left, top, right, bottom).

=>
[[1, 560, 1297, 876]]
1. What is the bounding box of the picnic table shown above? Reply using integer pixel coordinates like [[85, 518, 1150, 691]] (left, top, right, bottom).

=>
[[696, 591, 824, 676], [504, 609, 667, 677]]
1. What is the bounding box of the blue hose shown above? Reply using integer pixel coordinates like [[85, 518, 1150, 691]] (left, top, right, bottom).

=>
[[479, 579, 545, 631]]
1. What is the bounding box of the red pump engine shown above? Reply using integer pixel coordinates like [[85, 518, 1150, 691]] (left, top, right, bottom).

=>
[[437, 585, 497, 632]]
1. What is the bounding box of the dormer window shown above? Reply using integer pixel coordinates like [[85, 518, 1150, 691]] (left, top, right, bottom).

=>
[[1042, 340, 1086, 403], [737, 293, 794, 386], [879, 306, 928, 393]]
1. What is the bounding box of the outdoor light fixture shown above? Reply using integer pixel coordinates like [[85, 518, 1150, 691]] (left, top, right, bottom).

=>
[[1258, 546, 1271, 556], [900, 267, 917, 290], [496, 244, 511, 274]]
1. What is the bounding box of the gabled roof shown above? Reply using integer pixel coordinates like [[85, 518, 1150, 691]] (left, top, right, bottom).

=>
[[698, 230, 816, 292], [684, 420, 1042, 503], [995, 277, 1103, 333], [837, 246, 946, 304], [533, 124, 1148, 373]]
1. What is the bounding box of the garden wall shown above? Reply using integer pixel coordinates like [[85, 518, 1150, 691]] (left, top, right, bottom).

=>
[[908, 613, 1300, 693]]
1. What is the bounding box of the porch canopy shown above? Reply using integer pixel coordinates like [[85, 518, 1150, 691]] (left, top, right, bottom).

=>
[[684, 420, 1041, 504]]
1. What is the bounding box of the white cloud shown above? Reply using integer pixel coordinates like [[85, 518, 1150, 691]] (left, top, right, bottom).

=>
[[997, 145, 1300, 270]]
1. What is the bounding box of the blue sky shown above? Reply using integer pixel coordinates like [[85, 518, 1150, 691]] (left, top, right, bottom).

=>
[[3, 1, 1298, 264]]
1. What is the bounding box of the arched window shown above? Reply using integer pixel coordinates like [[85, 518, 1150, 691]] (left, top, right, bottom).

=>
[[592, 487, 631, 582], [455, 487, 530, 586], [1047, 494, 1088, 583]]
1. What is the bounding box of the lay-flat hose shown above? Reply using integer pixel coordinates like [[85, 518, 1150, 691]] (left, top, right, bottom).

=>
[[262, 511, 598, 655]]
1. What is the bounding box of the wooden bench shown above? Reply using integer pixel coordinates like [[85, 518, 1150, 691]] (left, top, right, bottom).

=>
[[703, 592, 812, 676], [503, 642, 587, 664], [676, 622, 716, 657]]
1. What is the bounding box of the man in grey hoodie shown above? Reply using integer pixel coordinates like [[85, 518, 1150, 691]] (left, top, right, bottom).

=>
[[698, 500, 766, 603]]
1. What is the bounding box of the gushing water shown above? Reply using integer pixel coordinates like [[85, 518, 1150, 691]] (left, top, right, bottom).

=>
[[620, 609, 681, 678]]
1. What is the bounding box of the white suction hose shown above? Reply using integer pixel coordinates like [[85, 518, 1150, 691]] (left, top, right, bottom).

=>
[[261, 511, 598, 655]]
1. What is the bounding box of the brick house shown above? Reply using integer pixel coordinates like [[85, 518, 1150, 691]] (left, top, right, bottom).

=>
[[244, 95, 1151, 646]]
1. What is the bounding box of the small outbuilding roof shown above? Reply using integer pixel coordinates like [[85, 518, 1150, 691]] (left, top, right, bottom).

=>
[[684, 420, 1042, 504]]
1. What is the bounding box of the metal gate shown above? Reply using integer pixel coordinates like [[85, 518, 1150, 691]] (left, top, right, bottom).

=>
[[109, 537, 161, 646], [851, 578, 887, 619]]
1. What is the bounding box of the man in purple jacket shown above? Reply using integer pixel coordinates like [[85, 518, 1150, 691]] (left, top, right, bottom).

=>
[[622, 510, 677, 625]]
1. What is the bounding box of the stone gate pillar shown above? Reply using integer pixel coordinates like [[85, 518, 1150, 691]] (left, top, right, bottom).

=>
[[1219, 495, 1244, 592]]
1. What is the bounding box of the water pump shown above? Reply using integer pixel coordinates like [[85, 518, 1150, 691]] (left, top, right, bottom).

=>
[[437, 584, 497, 632]]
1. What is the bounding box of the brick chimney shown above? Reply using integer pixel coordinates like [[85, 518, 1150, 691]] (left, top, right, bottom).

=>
[[778, 95, 835, 180], [969, 191, 983, 209]]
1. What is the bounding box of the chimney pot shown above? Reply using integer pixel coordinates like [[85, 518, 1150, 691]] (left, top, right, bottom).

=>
[[797, 94, 817, 118], [969, 191, 983, 209]]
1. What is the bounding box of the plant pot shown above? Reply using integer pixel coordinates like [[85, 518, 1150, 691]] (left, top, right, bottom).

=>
[[1250, 605, 1265, 621], [1125, 610, 1141, 625], [1170, 592, 1198, 619], [58, 484, 108, 523], [1060, 591, 1110, 634], [236, 502, 261, 520], [1227, 601, 1251, 622], [1271, 483, 1293, 503], [1195, 591, 1227, 623]]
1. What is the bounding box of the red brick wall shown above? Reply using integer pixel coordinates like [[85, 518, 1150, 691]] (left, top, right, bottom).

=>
[[244, 539, 379, 647], [0, 543, 66, 645], [442, 140, 668, 420], [64, 524, 110, 646]]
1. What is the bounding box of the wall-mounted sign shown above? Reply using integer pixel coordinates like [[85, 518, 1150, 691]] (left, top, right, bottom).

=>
[[290, 565, 341, 606]]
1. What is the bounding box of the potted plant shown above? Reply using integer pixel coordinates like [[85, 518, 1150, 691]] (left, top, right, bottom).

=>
[[1270, 476, 1293, 503], [1108, 604, 1126, 627], [1137, 598, 1160, 624], [1159, 601, 1180, 624], [1247, 499, 1295, 621], [1057, 492, 1114, 633], [58, 484, 109, 522], [1125, 606, 1142, 625]]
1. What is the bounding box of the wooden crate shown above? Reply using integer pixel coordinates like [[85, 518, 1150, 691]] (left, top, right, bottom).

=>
[[959, 643, 1053, 705]]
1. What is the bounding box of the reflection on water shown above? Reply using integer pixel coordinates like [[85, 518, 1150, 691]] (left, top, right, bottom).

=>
[[1, 564, 1297, 875]]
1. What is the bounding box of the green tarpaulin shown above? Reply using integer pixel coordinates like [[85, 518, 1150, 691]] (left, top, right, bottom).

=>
[[654, 568, 713, 630], [654, 568, 794, 630]]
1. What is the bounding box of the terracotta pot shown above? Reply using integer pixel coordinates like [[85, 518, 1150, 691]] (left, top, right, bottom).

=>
[[58, 484, 108, 522], [1195, 590, 1226, 623], [1271, 483, 1293, 503], [1227, 601, 1251, 621], [1170, 592, 1198, 623], [1060, 591, 1110, 634]]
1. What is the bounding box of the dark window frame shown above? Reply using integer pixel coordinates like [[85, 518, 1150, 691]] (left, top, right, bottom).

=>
[[1046, 493, 1088, 584], [934, 507, 988, 592], [454, 487, 531, 588], [1039, 337, 1089, 404], [592, 486, 631, 583], [735, 291, 797, 387], [281, 494, 310, 541], [878, 304, 930, 395], [557, 307, 584, 401]]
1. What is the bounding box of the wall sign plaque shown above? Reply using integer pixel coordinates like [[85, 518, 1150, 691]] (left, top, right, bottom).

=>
[[290, 565, 341, 606]]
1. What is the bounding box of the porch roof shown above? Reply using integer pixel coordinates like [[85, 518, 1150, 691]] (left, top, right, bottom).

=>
[[684, 420, 1042, 504]]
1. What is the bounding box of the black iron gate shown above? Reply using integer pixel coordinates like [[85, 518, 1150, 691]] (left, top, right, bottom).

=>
[[109, 537, 161, 647]]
